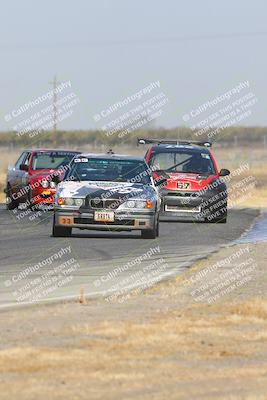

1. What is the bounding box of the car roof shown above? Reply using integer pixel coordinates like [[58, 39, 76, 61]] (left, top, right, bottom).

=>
[[75, 153, 145, 161], [150, 144, 211, 154], [23, 149, 81, 153]]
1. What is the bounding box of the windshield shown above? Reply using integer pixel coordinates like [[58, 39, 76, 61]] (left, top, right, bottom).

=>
[[67, 157, 152, 184], [150, 151, 216, 174], [31, 152, 77, 170]]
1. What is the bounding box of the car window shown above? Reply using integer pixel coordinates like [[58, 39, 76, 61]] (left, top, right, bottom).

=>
[[24, 152, 32, 166], [15, 152, 28, 169], [31, 152, 77, 170], [68, 158, 152, 184], [150, 151, 216, 174]]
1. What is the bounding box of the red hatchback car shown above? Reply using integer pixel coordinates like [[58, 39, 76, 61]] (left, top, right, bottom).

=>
[[5, 149, 80, 210], [138, 138, 230, 223]]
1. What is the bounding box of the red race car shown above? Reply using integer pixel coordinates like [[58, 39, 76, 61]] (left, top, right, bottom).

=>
[[138, 138, 230, 223], [5, 149, 80, 210]]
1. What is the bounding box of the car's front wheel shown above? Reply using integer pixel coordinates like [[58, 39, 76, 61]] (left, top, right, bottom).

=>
[[27, 189, 38, 211], [6, 185, 19, 210], [141, 217, 159, 239], [205, 211, 227, 224], [214, 213, 227, 223], [52, 215, 72, 237]]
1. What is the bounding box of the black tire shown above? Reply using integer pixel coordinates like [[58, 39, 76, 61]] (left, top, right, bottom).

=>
[[207, 213, 227, 224], [141, 217, 158, 239], [27, 189, 35, 210], [6, 185, 19, 210], [216, 214, 227, 223], [52, 215, 72, 237], [27, 190, 39, 211], [156, 216, 159, 237]]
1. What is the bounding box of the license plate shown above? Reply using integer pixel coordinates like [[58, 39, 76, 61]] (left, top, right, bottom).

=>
[[59, 216, 74, 225], [94, 211, 114, 222], [42, 190, 51, 195]]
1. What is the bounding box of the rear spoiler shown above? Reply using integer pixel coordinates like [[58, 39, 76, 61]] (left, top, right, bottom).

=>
[[137, 138, 212, 147]]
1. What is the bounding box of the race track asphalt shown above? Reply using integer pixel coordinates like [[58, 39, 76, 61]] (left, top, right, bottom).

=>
[[0, 205, 259, 308]]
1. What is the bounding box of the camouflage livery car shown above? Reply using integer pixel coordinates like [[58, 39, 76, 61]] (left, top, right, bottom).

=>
[[52, 152, 164, 239]]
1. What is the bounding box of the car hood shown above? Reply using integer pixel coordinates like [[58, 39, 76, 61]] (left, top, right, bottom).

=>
[[57, 181, 156, 199], [154, 171, 218, 191]]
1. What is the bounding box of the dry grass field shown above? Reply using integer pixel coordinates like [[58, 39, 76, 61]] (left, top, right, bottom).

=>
[[1, 242, 267, 399]]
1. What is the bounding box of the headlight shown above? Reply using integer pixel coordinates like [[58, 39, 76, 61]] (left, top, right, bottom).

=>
[[57, 197, 84, 206], [136, 200, 147, 208], [125, 200, 136, 208], [40, 179, 49, 188], [121, 199, 154, 209], [74, 198, 84, 206], [65, 198, 74, 206], [50, 181, 57, 189]]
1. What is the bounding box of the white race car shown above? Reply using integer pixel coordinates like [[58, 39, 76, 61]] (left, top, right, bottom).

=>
[[52, 152, 164, 239]]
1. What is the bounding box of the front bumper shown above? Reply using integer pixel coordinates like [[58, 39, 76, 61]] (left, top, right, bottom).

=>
[[54, 208, 156, 231], [31, 188, 56, 205], [160, 189, 227, 221]]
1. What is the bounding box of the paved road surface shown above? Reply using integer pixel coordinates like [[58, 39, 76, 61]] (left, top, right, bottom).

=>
[[0, 205, 258, 308]]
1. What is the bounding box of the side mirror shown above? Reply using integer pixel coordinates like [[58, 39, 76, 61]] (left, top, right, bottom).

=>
[[20, 164, 29, 172], [154, 177, 167, 187], [219, 168, 230, 177]]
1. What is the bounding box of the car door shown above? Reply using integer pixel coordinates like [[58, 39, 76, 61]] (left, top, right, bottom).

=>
[[7, 151, 27, 192]]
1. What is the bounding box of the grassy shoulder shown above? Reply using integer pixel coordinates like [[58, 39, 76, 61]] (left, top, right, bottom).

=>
[[0, 242, 267, 400]]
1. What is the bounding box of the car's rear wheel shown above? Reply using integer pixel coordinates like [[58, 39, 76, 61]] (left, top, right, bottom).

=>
[[6, 185, 19, 210], [52, 215, 72, 237]]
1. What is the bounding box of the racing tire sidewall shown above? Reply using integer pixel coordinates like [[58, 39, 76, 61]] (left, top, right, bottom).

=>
[[6, 185, 19, 210], [52, 214, 72, 237]]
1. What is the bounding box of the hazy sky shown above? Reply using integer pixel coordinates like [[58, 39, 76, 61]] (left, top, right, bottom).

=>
[[0, 0, 266, 131]]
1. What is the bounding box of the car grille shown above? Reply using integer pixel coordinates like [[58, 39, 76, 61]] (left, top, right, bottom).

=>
[[88, 198, 123, 209], [166, 191, 198, 197]]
